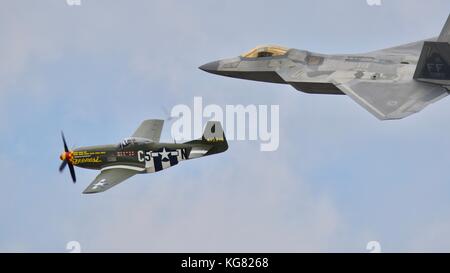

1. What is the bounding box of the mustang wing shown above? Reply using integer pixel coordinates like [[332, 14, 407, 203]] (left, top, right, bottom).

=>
[[333, 79, 448, 120], [83, 168, 139, 194], [132, 119, 164, 142]]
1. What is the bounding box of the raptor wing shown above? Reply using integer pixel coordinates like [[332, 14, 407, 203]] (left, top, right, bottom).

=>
[[333, 79, 447, 120]]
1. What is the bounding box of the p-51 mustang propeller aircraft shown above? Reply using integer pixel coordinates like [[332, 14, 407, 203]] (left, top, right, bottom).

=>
[[200, 14, 450, 120], [59, 120, 228, 194]]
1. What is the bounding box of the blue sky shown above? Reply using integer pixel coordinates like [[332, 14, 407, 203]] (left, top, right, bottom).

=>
[[1, 0, 450, 252]]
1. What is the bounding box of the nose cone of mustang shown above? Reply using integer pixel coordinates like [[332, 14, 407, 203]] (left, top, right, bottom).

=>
[[60, 151, 73, 161]]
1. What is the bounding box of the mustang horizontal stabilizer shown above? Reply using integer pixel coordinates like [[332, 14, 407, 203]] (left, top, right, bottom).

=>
[[334, 80, 448, 120], [132, 119, 164, 142], [83, 168, 139, 194]]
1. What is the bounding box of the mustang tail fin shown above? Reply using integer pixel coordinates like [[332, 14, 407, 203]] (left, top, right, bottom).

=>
[[184, 121, 228, 155], [201, 121, 228, 155]]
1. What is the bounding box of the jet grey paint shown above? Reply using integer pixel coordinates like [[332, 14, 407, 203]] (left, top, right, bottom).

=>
[[200, 14, 450, 120]]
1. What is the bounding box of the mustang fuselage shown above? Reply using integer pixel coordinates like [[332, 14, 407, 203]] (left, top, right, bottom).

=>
[[61, 140, 226, 174]]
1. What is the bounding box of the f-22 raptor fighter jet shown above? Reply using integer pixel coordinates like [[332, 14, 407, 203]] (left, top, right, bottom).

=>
[[200, 14, 450, 120], [59, 120, 227, 194]]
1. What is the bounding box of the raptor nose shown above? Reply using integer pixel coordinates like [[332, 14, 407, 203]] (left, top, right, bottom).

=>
[[199, 61, 220, 73]]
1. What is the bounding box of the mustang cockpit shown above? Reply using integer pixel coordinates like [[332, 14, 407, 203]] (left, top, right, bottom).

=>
[[240, 45, 289, 58], [119, 137, 152, 149]]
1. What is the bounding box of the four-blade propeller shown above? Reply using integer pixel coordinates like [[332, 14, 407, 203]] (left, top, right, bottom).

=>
[[59, 131, 76, 183]]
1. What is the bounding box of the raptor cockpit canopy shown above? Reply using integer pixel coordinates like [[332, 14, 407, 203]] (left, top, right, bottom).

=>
[[240, 45, 289, 58]]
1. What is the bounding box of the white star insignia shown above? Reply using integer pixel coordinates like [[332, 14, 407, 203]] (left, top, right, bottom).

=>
[[92, 179, 108, 189], [159, 148, 170, 160]]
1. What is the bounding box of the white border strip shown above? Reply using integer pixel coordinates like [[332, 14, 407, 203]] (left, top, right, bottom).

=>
[[101, 165, 145, 172]]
